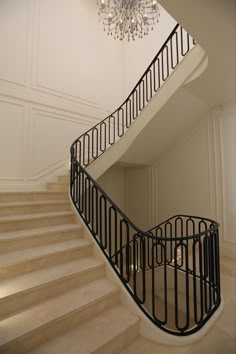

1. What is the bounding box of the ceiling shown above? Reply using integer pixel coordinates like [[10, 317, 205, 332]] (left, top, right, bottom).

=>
[[159, 0, 236, 106]]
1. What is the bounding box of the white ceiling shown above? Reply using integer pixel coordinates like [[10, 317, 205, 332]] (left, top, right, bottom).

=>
[[159, 0, 236, 106]]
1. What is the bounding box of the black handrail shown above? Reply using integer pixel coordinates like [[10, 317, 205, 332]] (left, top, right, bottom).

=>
[[70, 24, 196, 168], [70, 23, 221, 336], [71, 23, 179, 146]]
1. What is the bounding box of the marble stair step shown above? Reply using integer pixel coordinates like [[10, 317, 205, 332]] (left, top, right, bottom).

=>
[[0, 238, 92, 280], [0, 256, 105, 320], [0, 191, 68, 203], [47, 182, 69, 191], [0, 278, 121, 354], [58, 175, 70, 183], [118, 336, 162, 354], [29, 304, 139, 354], [0, 223, 83, 253], [0, 200, 71, 216], [0, 211, 75, 232]]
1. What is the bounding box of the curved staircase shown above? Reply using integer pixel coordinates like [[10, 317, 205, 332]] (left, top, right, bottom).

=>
[[0, 22, 222, 354]]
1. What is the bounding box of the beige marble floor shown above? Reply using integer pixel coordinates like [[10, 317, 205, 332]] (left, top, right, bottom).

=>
[[119, 256, 236, 354]]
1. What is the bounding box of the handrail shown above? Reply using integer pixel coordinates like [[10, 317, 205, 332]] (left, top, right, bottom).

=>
[[112, 213, 220, 258], [147, 214, 220, 240], [71, 23, 180, 148], [70, 23, 221, 336], [70, 24, 196, 168]]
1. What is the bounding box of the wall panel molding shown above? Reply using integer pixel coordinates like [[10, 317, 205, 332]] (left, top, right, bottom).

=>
[[0, 87, 108, 122], [30, 0, 107, 112], [0, 78, 27, 88], [0, 97, 26, 180], [31, 158, 68, 179], [29, 106, 94, 176], [31, 106, 102, 127], [207, 111, 224, 225], [219, 100, 236, 245], [207, 117, 216, 220], [215, 109, 225, 238], [0, 0, 31, 87]]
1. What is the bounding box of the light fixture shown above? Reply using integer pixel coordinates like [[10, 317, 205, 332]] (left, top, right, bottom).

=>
[[97, 0, 160, 41]]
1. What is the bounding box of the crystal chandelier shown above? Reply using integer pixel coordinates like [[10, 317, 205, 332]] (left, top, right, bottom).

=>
[[97, 0, 160, 41]]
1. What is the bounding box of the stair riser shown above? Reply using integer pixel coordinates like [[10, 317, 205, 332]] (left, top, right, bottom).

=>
[[0, 266, 105, 320], [0, 192, 68, 203], [58, 176, 70, 183], [94, 322, 139, 354], [0, 229, 82, 254], [0, 291, 120, 354], [0, 245, 92, 280], [0, 203, 71, 217], [47, 183, 68, 191], [0, 215, 75, 233]]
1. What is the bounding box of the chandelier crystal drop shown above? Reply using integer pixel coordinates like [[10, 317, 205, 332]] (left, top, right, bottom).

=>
[[97, 0, 160, 41]]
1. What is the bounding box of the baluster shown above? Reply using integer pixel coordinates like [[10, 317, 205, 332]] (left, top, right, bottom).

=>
[[214, 229, 221, 304], [185, 241, 190, 330], [180, 26, 190, 56], [118, 108, 124, 137], [139, 236, 146, 304], [125, 98, 132, 128], [138, 80, 145, 111], [100, 122, 106, 153], [170, 31, 179, 69], [99, 195, 107, 249], [161, 45, 169, 81], [146, 69, 152, 102], [92, 127, 99, 159], [109, 206, 118, 263], [91, 185, 98, 236], [153, 58, 161, 92], [174, 243, 179, 330], [133, 235, 138, 299]]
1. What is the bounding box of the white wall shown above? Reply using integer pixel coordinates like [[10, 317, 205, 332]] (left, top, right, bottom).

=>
[[97, 165, 126, 211], [103, 100, 236, 257], [156, 117, 211, 220], [125, 166, 159, 230], [154, 100, 236, 257], [97, 164, 159, 231], [0, 0, 178, 190], [0, 0, 124, 189]]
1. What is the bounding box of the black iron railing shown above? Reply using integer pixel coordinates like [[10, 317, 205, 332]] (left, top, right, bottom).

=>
[[71, 24, 196, 168], [70, 24, 221, 336]]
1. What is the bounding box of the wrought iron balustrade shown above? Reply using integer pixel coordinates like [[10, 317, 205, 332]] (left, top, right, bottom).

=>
[[70, 23, 221, 336]]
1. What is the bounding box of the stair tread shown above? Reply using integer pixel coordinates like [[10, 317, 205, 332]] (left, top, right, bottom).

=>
[[0, 257, 104, 299], [0, 211, 74, 224], [118, 336, 159, 354], [0, 239, 91, 267], [0, 200, 70, 208], [30, 304, 139, 354], [0, 191, 68, 195], [58, 175, 69, 180], [0, 278, 120, 347], [0, 224, 82, 242]]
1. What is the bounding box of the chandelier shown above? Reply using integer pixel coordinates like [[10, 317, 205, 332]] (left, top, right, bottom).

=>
[[97, 0, 160, 41]]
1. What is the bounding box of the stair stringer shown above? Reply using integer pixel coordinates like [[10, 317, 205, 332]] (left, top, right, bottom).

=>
[[87, 44, 207, 181], [71, 202, 224, 346]]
